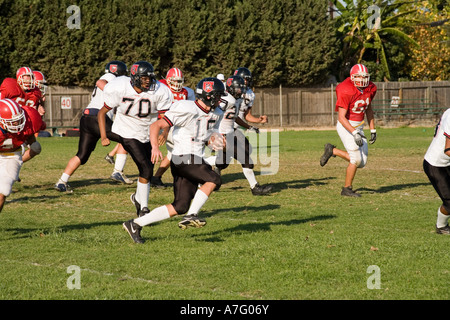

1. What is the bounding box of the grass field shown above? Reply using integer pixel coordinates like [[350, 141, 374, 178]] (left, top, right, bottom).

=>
[[0, 127, 448, 303]]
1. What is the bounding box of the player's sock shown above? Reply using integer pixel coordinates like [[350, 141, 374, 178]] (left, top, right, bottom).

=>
[[437, 207, 450, 228], [114, 153, 127, 172], [136, 181, 150, 209], [242, 168, 258, 189], [134, 205, 170, 227], [60, 173, 70, 183], [186, 189, 209, 216]]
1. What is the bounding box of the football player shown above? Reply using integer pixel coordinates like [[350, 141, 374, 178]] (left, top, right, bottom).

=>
[[122, 77, 226, 243], [0, 67, 46, 164], [98, 60, 173, 218], [150, 67, 191, 188], [320, 64, 377, 197], [228, 67, 272, 195], [54, 60, 131, 193], [206, 75, 271, 195], [0, 99, 44, 213], [423, 108, 450, 234]]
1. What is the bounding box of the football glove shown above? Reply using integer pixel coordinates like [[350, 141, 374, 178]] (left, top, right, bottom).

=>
[[369, 130, 377, 144], [352, 130, 363, 147], [248, 126, 260, 134]]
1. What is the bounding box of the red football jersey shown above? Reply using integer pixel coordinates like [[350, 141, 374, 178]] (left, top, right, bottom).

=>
[[335, 77, 377, 122], [159, 79, 188, 101], [0, 78, 42, 109], [0, 105, 44, 152]]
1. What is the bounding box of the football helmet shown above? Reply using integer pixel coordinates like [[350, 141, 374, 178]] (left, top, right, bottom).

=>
[[166, 68, 184, 92], [33, 71, 47, 95], [234, 67, 253, 89], [226, 75, 246, 99], [16, 67, 35, 91], [0, 99, 26, 133], [130, 61, 157, 92], [105, 60, 128, 77], [195, 77, 227, 108], [350, 64, 370, 88]]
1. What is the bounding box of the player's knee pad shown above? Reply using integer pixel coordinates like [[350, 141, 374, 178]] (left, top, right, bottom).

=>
[[172, 201, 191, 215], [358, 152, 368, 168], [0, 180, 13, 197], [349, 150, 362, 167], [30, 141, 41, 155]]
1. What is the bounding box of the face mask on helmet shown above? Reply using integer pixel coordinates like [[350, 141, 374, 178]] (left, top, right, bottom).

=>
[[16, 67, 35, 91], [166, 68, 184, 92], [33, 71, 47, 95], [130, 61, 156, 92], [0, 99, 26, 133], [226, 76, 246, 99], [195, 78, 227, 109], [350, 64, 370, 88]]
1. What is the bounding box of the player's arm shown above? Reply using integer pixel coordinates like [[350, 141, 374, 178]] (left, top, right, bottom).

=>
[[96, 79, 108, 91], [150, 117, 171, 164], [244, 108, 268, 124], [445, 134, 450, 157], [98, 104, 112, 146], [365, 103, 377, 144]]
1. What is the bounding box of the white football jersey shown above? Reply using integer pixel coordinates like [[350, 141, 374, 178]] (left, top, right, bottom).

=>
[[234, 88, 255, 128], [103, 76, 173, 143], [218, 93, 239, 135], [163, 100, 223, 157], [86, 73, 116, 119], [424, 108, 450, 167]]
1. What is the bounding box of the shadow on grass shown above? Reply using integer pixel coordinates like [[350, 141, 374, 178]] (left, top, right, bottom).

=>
[[196, 214, 336, 243], [357, 182, 430, 194], [221, 172, 336, 193], [2, 221, 123, 240]]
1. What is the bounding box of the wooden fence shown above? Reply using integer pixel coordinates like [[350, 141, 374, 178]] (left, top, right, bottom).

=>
[[42, 81, 450, 132]]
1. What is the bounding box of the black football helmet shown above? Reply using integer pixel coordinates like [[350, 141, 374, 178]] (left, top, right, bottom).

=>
[[195, 77, 227, 109], [130, 61, 157, 92], [233, 67, 253, 89], [105, 60, 128, 76], [226, 75, 246, 99]]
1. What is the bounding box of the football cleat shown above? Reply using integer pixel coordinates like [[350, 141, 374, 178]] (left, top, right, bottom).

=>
[[123, 220, 144, 243], [150, 176, 165, 188], [341, 186, 361, 197], [213, 166, 221, 176], [178, 214, 207, 230], [436, 224, 450, 235], [130, 193, 141, 217], [139, 207, 150, 218], [110, 171, 134, 184], [251, 183, 273, 196], [54, 180, 73, 193], [320, 143, 336, 167], [104, 154, 115, 165]]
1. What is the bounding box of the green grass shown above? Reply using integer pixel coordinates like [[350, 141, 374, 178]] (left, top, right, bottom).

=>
[[0, 127, 448, 300]]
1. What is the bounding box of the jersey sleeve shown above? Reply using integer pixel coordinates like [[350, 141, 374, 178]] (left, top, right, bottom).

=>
[[0, 78, 21, 99], [22, 105, 45, 133], [163, 103, 195, 128], [103, 79, 123, 109], [335, 81, 353, 111]]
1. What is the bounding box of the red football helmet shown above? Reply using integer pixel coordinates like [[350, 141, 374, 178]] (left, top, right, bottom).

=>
[[166, 68, 184, 92], [350, 64, 370, 88], [33, 70, 47, 95], [0, 99, 26, 133], [16, 67, 35, 91]]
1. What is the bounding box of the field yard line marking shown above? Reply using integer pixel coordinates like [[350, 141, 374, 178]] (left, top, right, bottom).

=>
[[378, 168, 423, 174], [2, 258, 251, 297], [4, 258, 160, 284]]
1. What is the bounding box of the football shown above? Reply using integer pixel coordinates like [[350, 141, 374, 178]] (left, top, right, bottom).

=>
[[208, 132, 225, 151]]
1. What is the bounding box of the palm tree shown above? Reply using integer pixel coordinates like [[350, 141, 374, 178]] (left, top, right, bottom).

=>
[[332, 0, 419, 80]]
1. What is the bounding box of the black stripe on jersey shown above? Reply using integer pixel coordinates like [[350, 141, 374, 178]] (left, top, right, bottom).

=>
[[195, 101, 210, 114], [162, 116, 173, 127]]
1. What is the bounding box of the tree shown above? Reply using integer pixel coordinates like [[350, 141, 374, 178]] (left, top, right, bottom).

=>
[[332, 0, 419, 81]]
